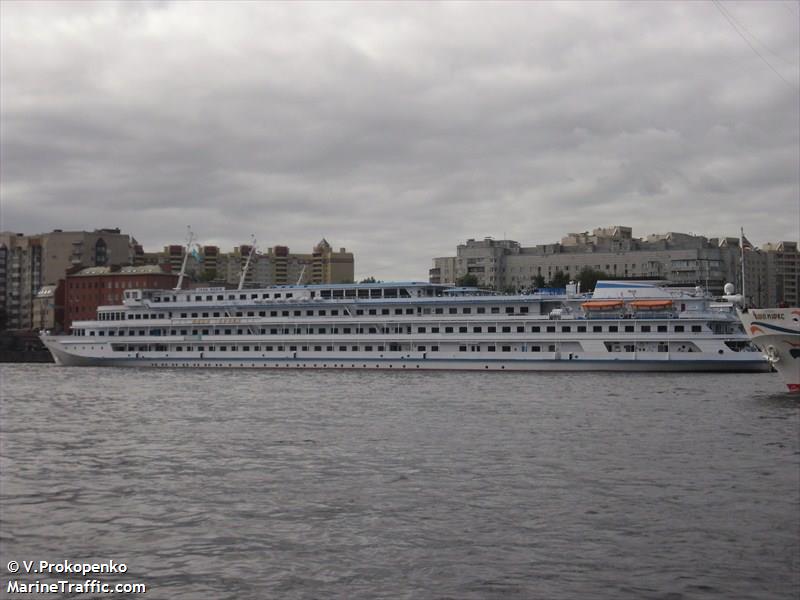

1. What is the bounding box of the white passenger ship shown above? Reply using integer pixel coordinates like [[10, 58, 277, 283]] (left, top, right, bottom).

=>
[[41, 280, 768, 372]]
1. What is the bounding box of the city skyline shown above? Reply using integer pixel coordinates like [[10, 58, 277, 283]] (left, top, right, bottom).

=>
[[2, 1, 798, 281]]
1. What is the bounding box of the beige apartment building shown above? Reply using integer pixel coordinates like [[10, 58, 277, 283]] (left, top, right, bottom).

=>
[[134, 238, 354, 287], [430, 226, 798, 307], [762, 241, 799, 306], [1, 229, 133, 330]]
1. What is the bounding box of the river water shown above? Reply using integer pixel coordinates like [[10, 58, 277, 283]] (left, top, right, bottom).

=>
[[1, 365, 798, 599]]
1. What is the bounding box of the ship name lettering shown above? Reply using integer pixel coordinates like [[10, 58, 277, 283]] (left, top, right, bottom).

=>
[[752, 312, 784, 320]]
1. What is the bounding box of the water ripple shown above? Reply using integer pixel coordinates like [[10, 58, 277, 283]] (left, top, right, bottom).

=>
[[0, 365, 797, 599]]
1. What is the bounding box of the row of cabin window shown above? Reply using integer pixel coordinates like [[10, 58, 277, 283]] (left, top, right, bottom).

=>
[[459, 345, 556, 352], [151, 289, 418, 303], [132, 305, 530, 319], [122, 344, 557, 353], [117, 344, 442, 353], [154, 292, 297, 302], [80, 323, 702, 337]]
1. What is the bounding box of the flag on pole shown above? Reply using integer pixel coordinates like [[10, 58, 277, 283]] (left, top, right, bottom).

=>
[[741, 235, 753, 251]]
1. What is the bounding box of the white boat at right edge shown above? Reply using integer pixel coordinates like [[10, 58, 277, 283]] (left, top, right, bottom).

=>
[[737, 307, 800, 392]]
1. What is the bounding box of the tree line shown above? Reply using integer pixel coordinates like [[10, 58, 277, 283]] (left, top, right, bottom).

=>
[[456, 267, 613, 293]]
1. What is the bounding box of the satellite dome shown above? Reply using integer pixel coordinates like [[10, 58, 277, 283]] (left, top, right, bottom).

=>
[[723, 282, 735, 295]]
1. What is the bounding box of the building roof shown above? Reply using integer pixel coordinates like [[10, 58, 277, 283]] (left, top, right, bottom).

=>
[[71, 265, 173, 277], [35, 285, 58, 297]]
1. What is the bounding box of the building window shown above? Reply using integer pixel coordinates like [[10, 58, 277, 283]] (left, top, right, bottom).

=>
[[94, 239, 107, 266]]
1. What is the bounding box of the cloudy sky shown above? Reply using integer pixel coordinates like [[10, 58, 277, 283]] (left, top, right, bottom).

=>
[[1, 1, 798, 280]]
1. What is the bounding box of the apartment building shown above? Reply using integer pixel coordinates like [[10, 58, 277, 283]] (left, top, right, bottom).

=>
[[0, 229, 133, 330], [430, 226, 797, 307], [136, 239, 354, 287], [762, 241, 799, 306]]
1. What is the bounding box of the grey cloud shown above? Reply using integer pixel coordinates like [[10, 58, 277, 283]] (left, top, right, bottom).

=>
[[1, 1, 798, 280]]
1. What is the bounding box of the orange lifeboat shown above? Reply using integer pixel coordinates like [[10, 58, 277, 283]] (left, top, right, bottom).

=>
[[630, 299, 673, 310], [581, 300, 624, 310]]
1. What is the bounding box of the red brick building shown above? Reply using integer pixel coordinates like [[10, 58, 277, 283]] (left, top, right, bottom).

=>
[[65, 265, 181, 330]]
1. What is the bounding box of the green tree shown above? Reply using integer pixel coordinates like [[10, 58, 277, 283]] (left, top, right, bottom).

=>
[[576, 267, 609, 292], [456, 273, 479, 287], [532, 274, 546, 289], [548, 270, 570, 288], [359, 276, 379, 283]]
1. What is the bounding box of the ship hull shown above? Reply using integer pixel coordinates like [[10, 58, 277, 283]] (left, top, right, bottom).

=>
[[738, 308, 800, 391], [41, 338, 768, 372]]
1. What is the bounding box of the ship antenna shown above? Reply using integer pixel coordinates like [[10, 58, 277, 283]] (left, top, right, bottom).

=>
[[175, 226, 195, 290], [238, 235, 258, 291]]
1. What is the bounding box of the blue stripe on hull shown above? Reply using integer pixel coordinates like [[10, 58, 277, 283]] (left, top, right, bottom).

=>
[[752, 321, 800, 336]]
